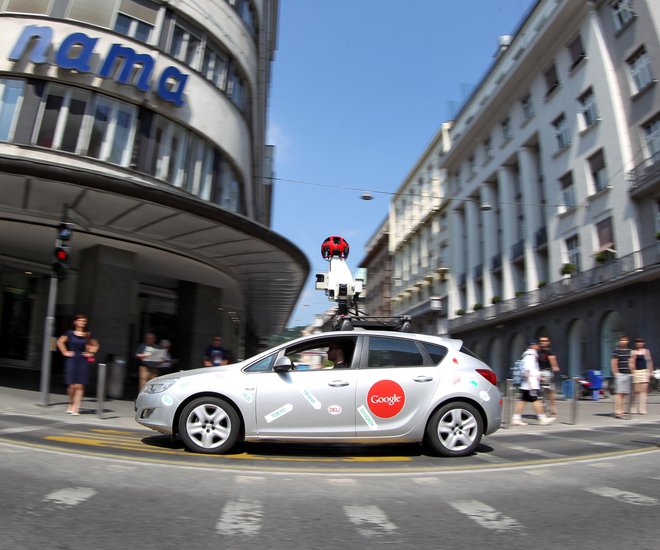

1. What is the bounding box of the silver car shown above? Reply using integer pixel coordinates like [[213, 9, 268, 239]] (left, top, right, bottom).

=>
[[135, 330, 502, 457]]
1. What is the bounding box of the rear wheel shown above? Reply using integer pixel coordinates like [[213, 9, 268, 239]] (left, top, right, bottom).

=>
[[178, 397, 241, 454], [425, 401, 483, 457]]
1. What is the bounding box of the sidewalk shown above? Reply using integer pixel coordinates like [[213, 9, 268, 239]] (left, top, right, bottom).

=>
[[1, 368, 659, 432]]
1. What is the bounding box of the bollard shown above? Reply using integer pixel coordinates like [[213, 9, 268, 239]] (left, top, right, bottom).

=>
[[570, 377, 580, 425], [97, 363, 106, 419], [503, 379, 514, 429]]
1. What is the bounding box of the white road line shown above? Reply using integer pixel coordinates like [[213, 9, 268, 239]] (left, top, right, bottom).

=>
[[0, 426, 41, 434], [472, 452, 512, 463], [234, 475, 266, 485], [412, 477, 441, 485], [587, 462, 615, 469], [343, 505, 398, 538], [449, 500, 522, 532], [327, 478, 357, 486], [506, 444, 565, 459], [216, 500, 263, 536], [585, 487, 659, 506], [44, 487, 97, 506]]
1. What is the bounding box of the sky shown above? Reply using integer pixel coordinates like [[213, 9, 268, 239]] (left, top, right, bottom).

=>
[[268, 0, 536, 327]]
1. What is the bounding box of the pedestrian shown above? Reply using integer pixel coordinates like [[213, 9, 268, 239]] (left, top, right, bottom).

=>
[[203, 335, 229, 367], [538, 336, 560, 417], [56, 314, 100, 415], [136, 332, 163, 390], [611, 334, 632, 418], [630, 337, 653, 415], [511, 341, 555, 426], [158, 339, 178, 373]]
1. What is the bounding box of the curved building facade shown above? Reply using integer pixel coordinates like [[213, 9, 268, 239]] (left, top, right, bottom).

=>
[[0, 0, 309, 374]]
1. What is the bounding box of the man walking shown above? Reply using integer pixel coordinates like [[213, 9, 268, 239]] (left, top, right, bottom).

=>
[[511, 341, 556, 426], [538, 336, 560, 417]]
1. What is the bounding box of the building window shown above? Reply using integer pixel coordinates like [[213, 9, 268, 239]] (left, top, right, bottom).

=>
[[595, 217, 614, 253], [113, 0, 160, 43], [85, 96, 137, 165], [578, 87, 598, 131], [588, 149, 608, 193], [544, 64, 560, 97], [627, 47, 653, 95], [227, 65, 248, 113], [168, 19, 202, 69], [501, 116, 511, 142], [611, 0, 635, 32], [568, 35, 586, 70], [521, 93, 534, 120], [483, 137, 492, 161], [642, 114, 660, 163], [468, 155, 476, 177], [4, 0, 50, 14], [202, 42, 229, 90], [0, 79, 25, 142], [552, 113, 571, 151], [559, 172, 576, 211], [565, 234, 581, 272], [33, 85, 90, 153]]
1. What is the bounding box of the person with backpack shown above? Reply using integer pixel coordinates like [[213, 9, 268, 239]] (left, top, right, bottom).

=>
[[511, 340, 556, 426]]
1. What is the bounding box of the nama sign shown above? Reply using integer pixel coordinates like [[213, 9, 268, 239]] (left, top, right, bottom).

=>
[[9, 25, 188, 107]]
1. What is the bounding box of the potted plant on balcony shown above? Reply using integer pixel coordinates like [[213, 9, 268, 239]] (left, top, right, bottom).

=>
[[538, 281, 547, 288], [594, 250, 615, 264], [560, 262, 577, 276], [455, 308, 465, 316], [491, 295, 502, 304], [473, 303, 484, 311], [515, 290, 526, 297]]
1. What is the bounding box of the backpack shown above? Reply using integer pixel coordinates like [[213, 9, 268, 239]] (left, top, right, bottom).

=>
[[511, 359, 524, 386]]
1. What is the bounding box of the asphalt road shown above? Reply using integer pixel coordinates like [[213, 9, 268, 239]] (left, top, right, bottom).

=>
[[1, 411, 659, 473], [1, 434, 659, 549]]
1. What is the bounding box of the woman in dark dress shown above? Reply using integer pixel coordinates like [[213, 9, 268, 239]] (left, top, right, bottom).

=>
[[57, 314, 100, 415]]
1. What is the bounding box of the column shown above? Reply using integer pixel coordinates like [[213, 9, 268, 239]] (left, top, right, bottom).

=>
[[518, 147, 541, 290], [465, 199, 480, 308], [448, 207, 464, 316], [480, 184, 496, 304], [76, 245, 137, 365], [497, 166, 516, 299]]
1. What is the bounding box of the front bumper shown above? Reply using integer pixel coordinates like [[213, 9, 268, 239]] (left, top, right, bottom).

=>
[[135, 392, 177, 434]]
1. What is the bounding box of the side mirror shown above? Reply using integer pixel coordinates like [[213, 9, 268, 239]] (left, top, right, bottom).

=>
[[273, 356, 294, 373]]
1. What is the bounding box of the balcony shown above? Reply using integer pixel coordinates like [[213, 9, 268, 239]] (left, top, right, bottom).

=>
[[511, 239, 525, 261], [628, 151, 660, 198], [491, 253, 502, 271], [473, 263, 483, 279], [449, 243, 660, 331], [535, 226, 547, 248]]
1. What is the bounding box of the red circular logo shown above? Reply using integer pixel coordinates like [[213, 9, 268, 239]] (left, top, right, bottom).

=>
[[367, 380, 406, 418]]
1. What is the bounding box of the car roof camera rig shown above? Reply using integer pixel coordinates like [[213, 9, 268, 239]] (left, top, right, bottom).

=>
[[315, 235, 412, 332]]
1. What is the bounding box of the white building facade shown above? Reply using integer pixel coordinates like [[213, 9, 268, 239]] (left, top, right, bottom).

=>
[[0, 0, 308, 379], [388, 0, 659, 382]]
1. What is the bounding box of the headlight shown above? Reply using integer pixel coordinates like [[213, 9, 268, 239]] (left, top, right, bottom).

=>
[[144, 378, 179, 394]]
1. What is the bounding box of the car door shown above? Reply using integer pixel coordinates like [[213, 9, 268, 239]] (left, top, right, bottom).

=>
[[255, 345, 358, 437], [355, 335, 440, 437]]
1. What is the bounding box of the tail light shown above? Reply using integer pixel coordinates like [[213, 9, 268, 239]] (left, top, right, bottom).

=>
[[476, 368, 497, 386]]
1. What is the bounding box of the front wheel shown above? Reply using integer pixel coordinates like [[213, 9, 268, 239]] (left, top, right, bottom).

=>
[[425, 401, 484, 457], [178, 397, 241, 454]]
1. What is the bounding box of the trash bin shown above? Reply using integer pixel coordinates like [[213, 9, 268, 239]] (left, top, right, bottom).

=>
[[107, 357, 127, 399], [587, 369, 603, 400]]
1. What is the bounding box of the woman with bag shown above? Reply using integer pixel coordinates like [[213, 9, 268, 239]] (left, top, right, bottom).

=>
[[57, 314, 100, 415], [630, 337, 653, 415]]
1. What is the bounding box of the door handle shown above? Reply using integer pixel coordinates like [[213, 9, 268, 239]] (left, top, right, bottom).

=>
[[328, 380, 349, 387], [413, 376, 433, 383]]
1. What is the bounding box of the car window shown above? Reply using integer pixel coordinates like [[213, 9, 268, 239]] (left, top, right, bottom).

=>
[[422, 343, 449, 365], [284, 337, 357, 370], [244, 353, 275, 372], [367, 337, 424, 368]]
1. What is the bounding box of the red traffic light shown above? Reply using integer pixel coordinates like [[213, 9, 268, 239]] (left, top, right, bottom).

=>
[[54, 247, 69, 261]]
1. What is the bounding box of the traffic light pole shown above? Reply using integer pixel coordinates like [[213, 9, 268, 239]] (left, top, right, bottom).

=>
[[39, 275, 58, 406]]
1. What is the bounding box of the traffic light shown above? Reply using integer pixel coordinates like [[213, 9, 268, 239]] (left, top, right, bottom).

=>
[[52, 222, 73, 280]]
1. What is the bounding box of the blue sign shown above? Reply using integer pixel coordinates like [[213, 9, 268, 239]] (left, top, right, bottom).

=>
[[9, 25, 188, 107]]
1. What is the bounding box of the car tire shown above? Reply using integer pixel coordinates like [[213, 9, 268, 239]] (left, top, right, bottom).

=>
[[425, 401, 484, 457], [178, 397, 241, 454]]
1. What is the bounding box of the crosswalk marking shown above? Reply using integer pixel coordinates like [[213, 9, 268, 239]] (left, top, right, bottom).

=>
[[327, 478, 357, 486], [44, 487, 97, 507], [449, 500, 522, 532], [506, 444, 565, 459], [235, 476, 266, 485], [0, 426, 41, 434], [343, 505, 397, 538], [216, 500, 263, 536], [585, 487, 659, 506]]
